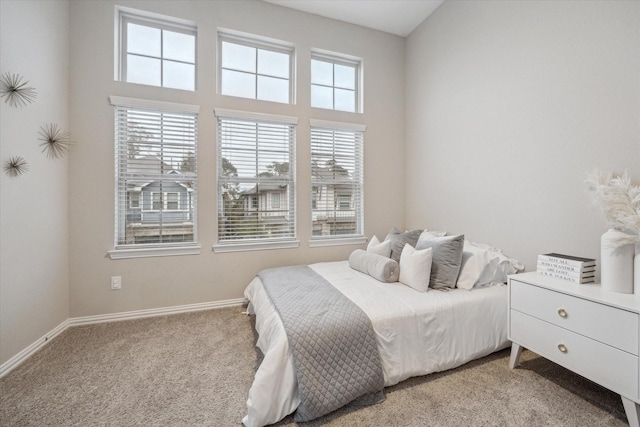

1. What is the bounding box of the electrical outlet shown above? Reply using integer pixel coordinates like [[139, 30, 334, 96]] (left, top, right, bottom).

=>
[[111, 276, 122, 290]]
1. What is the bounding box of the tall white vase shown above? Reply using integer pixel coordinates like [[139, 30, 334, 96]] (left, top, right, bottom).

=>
[[635, 244, 640, 295], [600, 229, 634, 294]]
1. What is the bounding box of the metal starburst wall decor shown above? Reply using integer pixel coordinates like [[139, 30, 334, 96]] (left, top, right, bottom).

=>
[[3, 156, 30, 177], [0, 72, 37, 108], [38, 123, 72, 159]]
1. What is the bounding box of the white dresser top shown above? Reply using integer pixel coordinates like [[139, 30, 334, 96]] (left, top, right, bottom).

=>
[[509, 271, 640, 314]]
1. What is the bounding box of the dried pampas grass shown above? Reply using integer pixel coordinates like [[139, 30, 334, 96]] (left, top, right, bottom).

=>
[[586, 169, 640, 247]]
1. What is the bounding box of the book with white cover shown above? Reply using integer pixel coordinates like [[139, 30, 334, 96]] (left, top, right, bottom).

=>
[[537, 269, 595, 283], [538, 253, 596, 268]]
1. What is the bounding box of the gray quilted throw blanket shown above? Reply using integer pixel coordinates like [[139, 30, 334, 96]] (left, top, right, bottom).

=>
[[259, 265, 385, 422]]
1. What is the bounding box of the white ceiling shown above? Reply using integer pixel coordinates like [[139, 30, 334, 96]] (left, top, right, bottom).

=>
[[263, 0, 445, 37]]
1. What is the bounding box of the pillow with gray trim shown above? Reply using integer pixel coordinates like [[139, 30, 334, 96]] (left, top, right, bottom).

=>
[[385, 227, 423, 263], [416, 233, 465, 289]]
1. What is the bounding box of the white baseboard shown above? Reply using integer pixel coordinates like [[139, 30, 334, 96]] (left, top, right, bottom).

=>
[[0, 319, 70, 378], [68, 298, 244, 326], [0, 298, 244, 378]]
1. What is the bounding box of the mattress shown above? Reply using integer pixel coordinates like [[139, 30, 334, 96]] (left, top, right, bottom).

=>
[[242, 261, 509, 427]]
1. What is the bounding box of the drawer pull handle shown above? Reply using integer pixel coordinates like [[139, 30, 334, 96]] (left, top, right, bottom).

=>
[[557, 308, 568, 318], [557, 343, 568, 353]]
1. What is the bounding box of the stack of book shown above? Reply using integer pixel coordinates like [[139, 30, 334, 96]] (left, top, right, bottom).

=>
[[537, 253, 596, 284]]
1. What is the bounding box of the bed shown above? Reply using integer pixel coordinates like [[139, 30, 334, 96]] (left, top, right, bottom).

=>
[[242, 248, 516, 427]]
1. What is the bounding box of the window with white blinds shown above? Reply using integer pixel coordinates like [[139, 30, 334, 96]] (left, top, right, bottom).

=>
[[216, 109, 296, 245], [310, 120, 365, 239], [111, 96, 198, 250]]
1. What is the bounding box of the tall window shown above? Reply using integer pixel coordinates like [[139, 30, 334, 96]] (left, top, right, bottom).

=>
[[216, 109, 296, 246], [218, 31, 294, 104], [111, 96, 198, 249], [311, 52, 361, 113], [310, 120, 365, 238], [118, 9, 196, 91]]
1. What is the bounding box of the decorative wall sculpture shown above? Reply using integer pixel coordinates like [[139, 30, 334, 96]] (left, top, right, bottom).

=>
[[0, 72, 37, 108], [38, 123, 72, 159], [3, 156, 30, 177]]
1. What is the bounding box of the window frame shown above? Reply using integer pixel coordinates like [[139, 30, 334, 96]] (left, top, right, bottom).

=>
[[271, 192, 281, 210], [217, 30, 295, 105], [337, 194, 351, 210], [108, 96, 201, 260], [309, 119, 366, 248], [117, 7, 197, 91], [311, 50, 362, 113], [213, 108, 299, 253], [165, 192, 180, 211], [150, 191, 163, 211], [129, 191, 140, 209]]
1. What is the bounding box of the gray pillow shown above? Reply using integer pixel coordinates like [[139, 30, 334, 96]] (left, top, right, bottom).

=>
[[416, 234, 464, 289], [385, 228, 423, 263], [349, 249, 400, 283]]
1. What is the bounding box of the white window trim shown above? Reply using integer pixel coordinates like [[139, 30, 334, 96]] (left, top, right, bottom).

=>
[[109, 96, 199, 259], [164, 192, 181, 211], [108, 244, 201, 260], [214, 108, 298, 125], [217, 29, 296, 104], [311, 49, 362, 113], [148, 191, 162, 212], [213, 239, 300, 253], [109, 96, 200, 114], [129, 191, 140, 209], [271, 193, 281, 209], [338, 194, 351, 210], [308, 237, 367, 248], [116, 6, 197, 91], [309, 119, 366, 132]]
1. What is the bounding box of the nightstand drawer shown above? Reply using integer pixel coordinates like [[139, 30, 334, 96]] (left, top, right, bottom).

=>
[[511, 279, 638, 355], [511, 310, 638, 399]]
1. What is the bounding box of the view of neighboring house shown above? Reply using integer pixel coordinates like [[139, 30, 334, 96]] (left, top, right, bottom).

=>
[[311, 160, 357, 236], [242, 183, 289, 218], [123, 155, 195, 244], [233, 160, 358, 238]]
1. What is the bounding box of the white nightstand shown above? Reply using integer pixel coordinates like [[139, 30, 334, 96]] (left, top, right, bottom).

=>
[[508, 271, 640, 427]]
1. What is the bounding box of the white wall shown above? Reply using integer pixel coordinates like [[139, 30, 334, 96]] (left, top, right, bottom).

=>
[[405, 0, 640, 273], [0, 0, 70, 365], [9, 0, 635, 368], [68, 0, 405, 317]]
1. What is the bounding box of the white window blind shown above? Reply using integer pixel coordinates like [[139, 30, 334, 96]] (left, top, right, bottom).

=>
[[113, 97, 198, 249], [216, 110, 296, 243], [310, 121, 364, 238]]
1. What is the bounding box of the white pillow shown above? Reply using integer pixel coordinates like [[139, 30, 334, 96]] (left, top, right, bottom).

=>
[[367, 235, 391, 257], [456, 241, 524, 290], [399, 244, 433, 292]]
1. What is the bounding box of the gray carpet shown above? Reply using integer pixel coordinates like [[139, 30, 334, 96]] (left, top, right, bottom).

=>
[[0, 306, 628, 426]]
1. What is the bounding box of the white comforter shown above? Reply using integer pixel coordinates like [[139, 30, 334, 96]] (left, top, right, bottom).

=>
[[242, 261, 509, 427]]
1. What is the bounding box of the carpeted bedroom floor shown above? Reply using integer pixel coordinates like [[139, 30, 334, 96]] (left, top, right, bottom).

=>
[[0, 306, 628, 426]]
